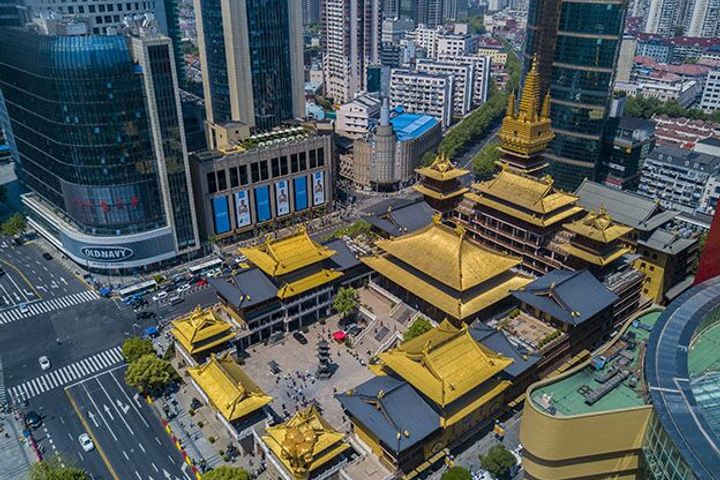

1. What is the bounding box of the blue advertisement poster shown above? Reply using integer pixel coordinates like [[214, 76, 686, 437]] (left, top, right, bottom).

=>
[[212, 196, 230, 234], [294, 176, 308, 211], [254, 185, 271, 222]]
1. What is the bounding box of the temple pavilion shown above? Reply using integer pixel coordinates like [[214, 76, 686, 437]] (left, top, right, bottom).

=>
[[188, 353, 272, 436], [170, 306, 236, 364], [414, 152, 470, 213], [262, 406, 351, 480], [361, 215, 532, 324]]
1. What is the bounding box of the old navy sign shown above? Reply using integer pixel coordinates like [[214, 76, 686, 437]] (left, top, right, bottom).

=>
[[80, 246, 135, 262]]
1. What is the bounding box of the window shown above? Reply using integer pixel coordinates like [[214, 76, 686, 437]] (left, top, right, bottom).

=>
[[280, 156, 288, 175], [89, 4, 95, 12], [108, 3, 114, 11], [260, 161, 269, 180], [207, 172, 217, 194], [291, 154, 299, 173], [299, 151, 307, 171], [251, 162, 260, 183], [271, 158, 280, 178], [309, 149, 317, 169], [217, 169, 227, 191], [229, 167, 239, 188], [239, 165, 249, 185], [98, 3, 105, 11], [317, 148, 325, 166]]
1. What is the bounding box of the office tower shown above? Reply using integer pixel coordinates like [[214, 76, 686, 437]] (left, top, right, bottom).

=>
[[443, 0, 458, 20], [195, 0, 303, 144], [302, 0, 320, 24], [523, 0, 628, 190], [0, 0, 21, 27], [0, 18, 199, 271], [321, 0, 381, 103], [645, 0, 681, 35], [687, 0, 720, 37], [417, 0, 442, 26], [382, 0, 399, 17]]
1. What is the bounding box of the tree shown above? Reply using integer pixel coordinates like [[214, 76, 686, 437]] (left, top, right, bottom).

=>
[[403, 316, 432, 342], [1, 212, 26, 237], [692, 232, 708, 274], [124, 354, 174, 394], [121, 337, 155, 363], [332, 286, 358, 321], [479, 444, 517, 480], [441, 466, 473, 480], [202, 466, 250, 480], [472, 143, 501, 180], [29, 457, 89, 480]]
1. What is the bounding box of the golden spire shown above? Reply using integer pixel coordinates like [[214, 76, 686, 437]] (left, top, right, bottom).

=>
[[506, 91, 516, 118], [541, 92, 551, 119], [519, 55, 541, 121]]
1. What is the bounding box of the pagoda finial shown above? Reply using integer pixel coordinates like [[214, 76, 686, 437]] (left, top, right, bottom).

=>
[[519, 55, 541, 121], [541, 92, 551, 118]]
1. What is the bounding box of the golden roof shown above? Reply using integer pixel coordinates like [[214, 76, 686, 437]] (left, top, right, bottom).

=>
[[413, 183, 469, 200], [277, 269, 343, 299], [188, 353, 272, 422], [561, 244, 631, 267], [372, 216, 522, 291], [464, 191, 583, 228], [415, 152, 470, 181], [263, 406, 349, 479], [472, 168, 579, 215], [170, 306, 235, 355], [564, 208, 633, 244], [379, 320, 513, 406], [240, 226, 336, 277]]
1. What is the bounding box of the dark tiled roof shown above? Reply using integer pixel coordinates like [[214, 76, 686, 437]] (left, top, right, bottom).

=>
[[336, 376, 440, 453], [647, 144, 720, 173], [619, 116, 654, 131], [364, 199, 434, 237], [323, 238, 361, 270], [512, 270, 618, 326], [575, 180, 677, 232], [638, 228, 697, 255], [469, 324, 541, 378], [210, 270, 277, 308]]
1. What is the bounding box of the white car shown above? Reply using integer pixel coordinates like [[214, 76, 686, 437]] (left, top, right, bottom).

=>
[[19, 303, 29, 314], [152, 291, 168, 302], [38, 356, 51, 371], [176, 284, 191, 294], [78, 433, 94, 452]]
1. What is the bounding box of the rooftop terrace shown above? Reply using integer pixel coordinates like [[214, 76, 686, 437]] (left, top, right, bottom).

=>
[[531, 310, 661, 417]]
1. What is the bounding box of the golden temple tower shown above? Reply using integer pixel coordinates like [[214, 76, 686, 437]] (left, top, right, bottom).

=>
[[414, 152, 470, 213], [497, 56, 554, 175]]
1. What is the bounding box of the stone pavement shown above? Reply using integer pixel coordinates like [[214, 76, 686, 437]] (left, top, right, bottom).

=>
[[0, 412, 36, 480]]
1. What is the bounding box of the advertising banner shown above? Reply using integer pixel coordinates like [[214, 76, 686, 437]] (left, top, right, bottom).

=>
[[293, 176, 308, 211], [275, 180, 290, 216], [212, 196, 230, 234], [254, 185, 271, 222], [312, 171, 325, 206], [234, 190, 251, 228]]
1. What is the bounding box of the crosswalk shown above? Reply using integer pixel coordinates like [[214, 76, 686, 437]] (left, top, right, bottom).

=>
[[0, 290, 100, 325], [8, 346, 124, 402]]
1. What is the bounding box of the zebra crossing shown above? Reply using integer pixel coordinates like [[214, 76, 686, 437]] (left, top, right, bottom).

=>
[[0, 290, 100, 325], [8, 346, 124, 403]]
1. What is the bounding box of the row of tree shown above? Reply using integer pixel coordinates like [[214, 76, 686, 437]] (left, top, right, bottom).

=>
[[623, 94, 720, 123]]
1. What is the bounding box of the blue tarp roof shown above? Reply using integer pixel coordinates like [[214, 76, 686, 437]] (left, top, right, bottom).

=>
[[390, 113, 439, 141]]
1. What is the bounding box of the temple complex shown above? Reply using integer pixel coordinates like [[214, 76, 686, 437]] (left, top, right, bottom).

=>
[[361, 215, 532, 324], [262, 406, 351, 480], [414, 153, 470, 213], [170, 306, 237, 364]]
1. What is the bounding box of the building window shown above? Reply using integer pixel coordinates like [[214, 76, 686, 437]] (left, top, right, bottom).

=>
[[291, 154, 299, 173], [318, 148, 325, 166], [98, 3, 105, 11], [299, 151, 307, 171], [229, 167, 239, 188], [271, 158, 280, 178], [217, 169, 227, 191], [280, 155, 288, 176], [309, 149, 317, 169], [239, 165, 248, 185], [251, 162, 260, 183], [207, 172, 217, 194], [260, 161, 269, 180]]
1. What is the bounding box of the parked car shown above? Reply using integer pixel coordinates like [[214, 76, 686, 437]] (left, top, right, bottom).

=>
[[346, 325, 362, 336], [152, 291, 168, 302], [78, 433, 95, 452], [38, 355, 51, 371], [293, 331, 309, 345], [25, 410, 42, 428], [42, 252, 53, 260], [176, 284, 191, 294], [196, 278, 208, 287], [169, 295, 184, 306], [268, 360, 282, 375], [136, 311, 156, 320]]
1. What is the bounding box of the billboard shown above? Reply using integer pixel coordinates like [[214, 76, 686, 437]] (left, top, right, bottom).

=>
[[275, 180, 290, 216], [212, 196, 230, 234], [254, 185, 271, 222], [293, 176, 308, 211], [234, 190, 251, 228], [312, 171, 325, 206]]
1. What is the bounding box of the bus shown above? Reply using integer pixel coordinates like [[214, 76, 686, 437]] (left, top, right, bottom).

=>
[[118, 280, 158, 302], [188, 258, 223, 276]]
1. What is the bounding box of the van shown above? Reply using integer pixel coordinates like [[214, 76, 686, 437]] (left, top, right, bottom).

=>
[[169, 295, 184, 306]]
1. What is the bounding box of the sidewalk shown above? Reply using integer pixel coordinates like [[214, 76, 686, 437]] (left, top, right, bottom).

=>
[[0, 413, 36, 480]]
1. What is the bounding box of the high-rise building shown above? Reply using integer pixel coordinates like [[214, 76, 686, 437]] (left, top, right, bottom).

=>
[[302, 0, 320, 24], [0, 20, 199, 271], [523, 0, 628, 190], [0, 0, 21, 27], [416, 59, 474, 116], [321, 0, 381, 103], [390, 69, 454, 128], [645, 0, 681, 35], [195, 0, 304, 145], [687, 0, 720, 37]]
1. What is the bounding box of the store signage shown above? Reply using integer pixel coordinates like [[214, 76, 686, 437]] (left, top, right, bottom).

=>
[[81, 246, 135, 262]]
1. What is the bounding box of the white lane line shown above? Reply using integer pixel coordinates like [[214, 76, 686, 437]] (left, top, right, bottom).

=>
[[110, 372, 149, 428], [95, 377, 134, 435], [81, 382, 118, 442]]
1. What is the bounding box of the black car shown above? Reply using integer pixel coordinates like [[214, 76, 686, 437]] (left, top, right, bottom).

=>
[[42, 252, 53, 260], [136, 311, 156, 320], [268, 360, 282, 375], [293, 331, 309, 345], [25, 410, 42, 428]]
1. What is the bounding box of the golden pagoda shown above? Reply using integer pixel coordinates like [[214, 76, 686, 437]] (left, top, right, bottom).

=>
[[414, 152, 470, 213], [377, 319, 513, 434], [361, 215, 532, 323], [188, 352, 272, 423], [263, 406, 350, 480], [561, 208, 634, 275], [170, 306, 236, 359], [497, 56, 554, 175]]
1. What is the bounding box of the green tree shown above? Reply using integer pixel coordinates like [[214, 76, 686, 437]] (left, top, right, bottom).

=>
[[29, 457, 89, 480], [479, 444, 517, 480], [333, 286, 358, 320], [692, 232, 708, 274], [121, 337, 156, 363], [1, 212, 26, 237], [124, 354, 174, 394], [202, 466, 250, 480], [403, 316, 432, 342], [441, 466, 473, 480], [472, 143, 501, 180]]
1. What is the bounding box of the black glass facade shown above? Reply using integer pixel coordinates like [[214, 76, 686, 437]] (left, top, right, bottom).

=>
[[198, 0, 232, 124], [0, 0, 21, 27], [0, 30, 166, 236]]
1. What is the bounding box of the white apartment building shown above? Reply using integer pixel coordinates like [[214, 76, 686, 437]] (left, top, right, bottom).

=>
[[416, 58, 473, 115], [477, 46, 507, 66], [700, 70, 720, 113], [408, 25, 473, 59], [617, 74, 700, 108], [334, 93, 382, 138], [321, 0, 381, 103], [645, 0, 682, 36], [390, 69, 453, 128], [438, 54, 491, 105], [687, 0, 720, 37]]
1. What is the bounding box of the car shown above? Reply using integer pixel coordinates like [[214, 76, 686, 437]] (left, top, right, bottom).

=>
[[136, 311, 156, 320], [152, 291, 168, 302], [78, 433, 95, 452], [196, 278, 208, 287], [169, 295, 184, 305], [346, 325, 362, 336], [176, 284, 191, 294], [25, 411, 42, 428], [293, 331, 309, 345], [42, 252, 53, 260], [19, 303, 29, 314], [39, 356, 51, 371], [0, 267, 5, 276], [268, 360, 282, 375]]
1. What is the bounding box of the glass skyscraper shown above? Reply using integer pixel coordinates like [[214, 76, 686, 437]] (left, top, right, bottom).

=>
[[0, 0, 21, 27], [0, 23, 199, 270], [523, 0, 627, 190]]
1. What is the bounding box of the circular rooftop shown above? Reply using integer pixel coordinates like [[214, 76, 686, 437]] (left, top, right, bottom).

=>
[[646, 276, 720, 478]]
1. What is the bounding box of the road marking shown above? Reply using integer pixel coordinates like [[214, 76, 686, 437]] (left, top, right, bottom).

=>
[[96, 378, 134, 435], [135, 471, 142, 480], [123, 451, 130, 461], [167, 455, 175, 465], [0, 290, 100, 324], [82, 382, 119, 442], [138, 442, 146, 453], [152, 463, 159, 472], [155, 437, 161, 445]]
